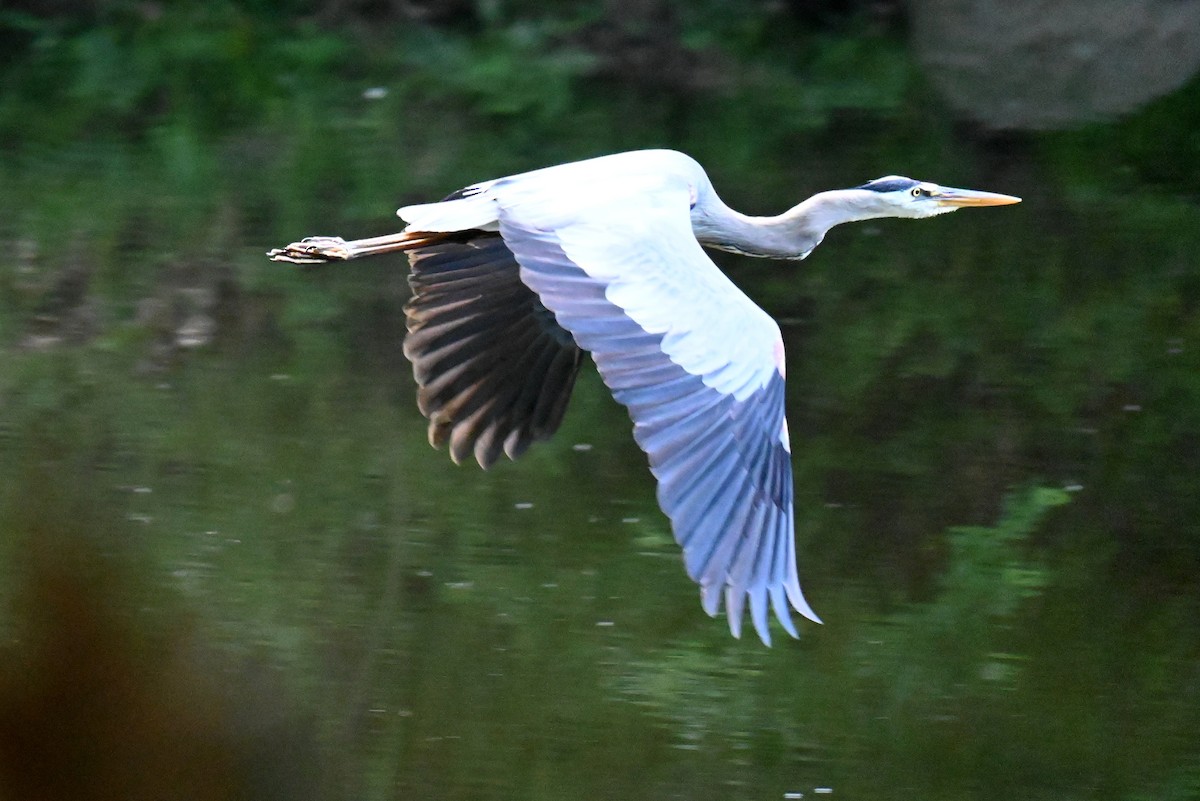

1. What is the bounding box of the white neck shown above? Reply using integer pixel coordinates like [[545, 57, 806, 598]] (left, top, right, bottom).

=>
[[692, 189, 892, 260]]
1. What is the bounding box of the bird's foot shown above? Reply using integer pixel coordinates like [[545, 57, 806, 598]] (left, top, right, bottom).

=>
[[267, 236, 353, 263]]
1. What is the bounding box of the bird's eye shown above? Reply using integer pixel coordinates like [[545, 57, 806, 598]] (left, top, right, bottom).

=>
[[911, 187, 927, 197]]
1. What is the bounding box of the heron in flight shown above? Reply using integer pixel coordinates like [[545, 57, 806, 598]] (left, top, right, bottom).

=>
[[269, 149, 1020, 644]]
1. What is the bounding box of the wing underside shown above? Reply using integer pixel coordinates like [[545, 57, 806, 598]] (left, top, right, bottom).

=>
[[497, 213, 818, 644]]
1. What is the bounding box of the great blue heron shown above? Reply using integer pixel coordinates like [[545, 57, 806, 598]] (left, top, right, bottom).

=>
[[269, 149, 1020, 645]]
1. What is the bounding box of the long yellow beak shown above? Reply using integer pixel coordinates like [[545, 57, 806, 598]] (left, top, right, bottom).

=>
[[935, 187, 1022, 207]]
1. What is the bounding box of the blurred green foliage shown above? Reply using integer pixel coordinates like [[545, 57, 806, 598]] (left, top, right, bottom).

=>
[[0, 1, 902, 147]]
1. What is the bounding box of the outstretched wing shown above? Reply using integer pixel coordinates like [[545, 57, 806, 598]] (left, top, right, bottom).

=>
[[403, 234, 584, 468], [494, 175, 820, 644]]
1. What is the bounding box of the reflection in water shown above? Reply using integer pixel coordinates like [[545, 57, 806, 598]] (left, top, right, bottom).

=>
[[3, 100, 1200, 801], [4, 192, 1199, 797]]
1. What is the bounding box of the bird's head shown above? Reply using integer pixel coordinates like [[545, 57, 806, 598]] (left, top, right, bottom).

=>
[[853, 176, 1022, 219]]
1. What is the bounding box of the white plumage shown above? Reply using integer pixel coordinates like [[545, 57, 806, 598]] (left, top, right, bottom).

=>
[[269, 148, 1020, 644]]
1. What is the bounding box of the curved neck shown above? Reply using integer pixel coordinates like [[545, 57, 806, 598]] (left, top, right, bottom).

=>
[[693, 190, 884, 260]]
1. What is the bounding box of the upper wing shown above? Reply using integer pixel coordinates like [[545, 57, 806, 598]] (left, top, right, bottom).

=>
[[494, 174, 820, 644]]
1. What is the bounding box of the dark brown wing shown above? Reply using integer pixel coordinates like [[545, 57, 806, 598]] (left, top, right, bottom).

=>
[[403, 233, 584, 468]]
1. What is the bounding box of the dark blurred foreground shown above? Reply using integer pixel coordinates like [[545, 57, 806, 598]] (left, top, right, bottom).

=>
[[0, 475, 320, 801]]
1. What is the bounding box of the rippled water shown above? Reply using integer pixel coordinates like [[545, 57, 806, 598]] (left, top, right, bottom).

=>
[[2, 127, 1199, 800]]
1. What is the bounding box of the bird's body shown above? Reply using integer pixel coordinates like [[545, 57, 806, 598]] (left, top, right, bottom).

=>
[[269, 149, 1019, 644]]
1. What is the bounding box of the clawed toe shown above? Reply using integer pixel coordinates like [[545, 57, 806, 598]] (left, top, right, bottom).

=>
[[266, 236, 351, 263]]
